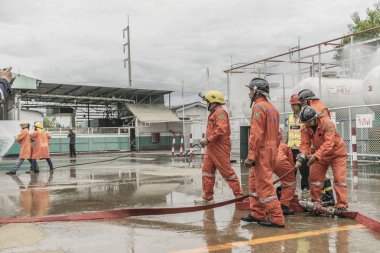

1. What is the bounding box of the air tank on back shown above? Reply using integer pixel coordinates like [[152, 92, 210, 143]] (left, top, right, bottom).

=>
[[362, 65, 380, 112]]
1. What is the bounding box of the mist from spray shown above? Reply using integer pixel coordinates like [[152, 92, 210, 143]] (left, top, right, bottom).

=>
[[0, 121, 21, 161], [340, 43, 380, 78]]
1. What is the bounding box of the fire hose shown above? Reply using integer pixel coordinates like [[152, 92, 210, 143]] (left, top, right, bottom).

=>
[[0, 154, 251, 224], [273, 157, 303, 185], [2, 155, 379, 233], [300, 200, 380, 233], [53, 154, 133, 170], [273, 156, 380, 233], [0, 195, 248, 224]]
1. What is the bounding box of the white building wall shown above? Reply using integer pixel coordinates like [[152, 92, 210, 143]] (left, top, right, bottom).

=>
[[175, 106, 207, 121], [20, 110, 44, 124]]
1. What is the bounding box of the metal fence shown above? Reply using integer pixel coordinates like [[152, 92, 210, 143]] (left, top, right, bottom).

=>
[[328, 104, 380, 161], [182, 104, 380, 161], [279, 104, 380, 162], [46, 127, 132, 136], [42, 104, 380, 160]]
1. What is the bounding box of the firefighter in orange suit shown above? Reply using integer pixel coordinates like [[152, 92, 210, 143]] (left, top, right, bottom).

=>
[[29, 122, 54, 173], [298, 89, 330, 119], [241, 78, 285, 228], [298, 89, 335, 206], [6, 121, 33, 175], [274, 142, 297, 215], [195, 90, 244, 204], [299, 106, 348, 211]]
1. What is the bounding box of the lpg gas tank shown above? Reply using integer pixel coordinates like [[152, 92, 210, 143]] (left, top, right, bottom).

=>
[[362, 65, 380, 112], [293, 77, 364, 108]]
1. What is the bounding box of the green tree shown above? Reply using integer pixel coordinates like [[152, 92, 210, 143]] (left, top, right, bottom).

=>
[[43, 116, 58, 128], [334, 2, 380, 61]]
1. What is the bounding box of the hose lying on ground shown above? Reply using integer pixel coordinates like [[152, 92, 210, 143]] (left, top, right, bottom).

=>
[[0, 195, 248, 224], [53, 154, 133, 170], [300, 200, 380, 233]]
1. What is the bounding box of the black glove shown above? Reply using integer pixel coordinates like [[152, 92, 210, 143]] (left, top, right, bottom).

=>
[[244, 158, 255, 167]]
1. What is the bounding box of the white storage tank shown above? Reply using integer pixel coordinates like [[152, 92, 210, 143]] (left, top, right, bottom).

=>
[[229, 73, 254, 120], [229, 73, 293, 121], [268, 83, 294, 115], [362, 65, 380, 112], [293, 77, 364, 108]]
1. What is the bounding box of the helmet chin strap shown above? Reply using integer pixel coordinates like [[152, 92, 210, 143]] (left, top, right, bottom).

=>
[[208, 103, 211, 111], [249, 91, 258, 108], [208, 103, 218, 112]]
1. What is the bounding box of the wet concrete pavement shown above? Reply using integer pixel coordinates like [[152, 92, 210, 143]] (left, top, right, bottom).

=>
[[0, 152, 379, 252]]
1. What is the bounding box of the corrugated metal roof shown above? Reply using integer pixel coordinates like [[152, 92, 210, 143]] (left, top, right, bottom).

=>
[[171, 101, 207, 111], [11, 74, 39, 90], [127, 104, 180, 123], [17, 82, 172, 105]]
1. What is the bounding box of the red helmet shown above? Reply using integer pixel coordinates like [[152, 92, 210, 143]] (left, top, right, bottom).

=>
[[289, 94, 302, 105]]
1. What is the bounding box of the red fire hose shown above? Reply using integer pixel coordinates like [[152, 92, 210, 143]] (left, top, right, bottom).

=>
[[300, 201, 380, 233], [0, 195, 248, 224], [273, 166, 297, 185], [340, 211, 380, 233]]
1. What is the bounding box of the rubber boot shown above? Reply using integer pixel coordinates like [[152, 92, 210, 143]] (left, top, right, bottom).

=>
[[321, 178, 335, 206], [240, 214, 264, 223], [259, 221, 285, 228], [276, 186, 282, 199], [281, 204, 294, 215]]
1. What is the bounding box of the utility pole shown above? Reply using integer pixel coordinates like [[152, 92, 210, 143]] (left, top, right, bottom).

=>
[[298, 36, 301, 83], [182, 80, 185, 149], [123, 15, 132, 88], [206, 67, 210, 90], [227, 55, 232, 115]]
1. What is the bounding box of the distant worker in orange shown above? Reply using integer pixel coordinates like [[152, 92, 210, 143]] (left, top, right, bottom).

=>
[[287, 94, 309, 197], [274, 142, 297, 215], [29, 122, 54, 173], [241, 78, 285, 228], [298, 89, 335, 205], [6, 121, 33, 175], [299, 106, 348, 211], [195, 90, 244, 204]]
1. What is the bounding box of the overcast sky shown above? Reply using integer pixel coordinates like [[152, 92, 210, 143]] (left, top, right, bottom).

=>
[[0, 0, 378, 105]]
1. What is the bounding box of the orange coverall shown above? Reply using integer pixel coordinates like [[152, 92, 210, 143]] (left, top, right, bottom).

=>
[[309, 99, 330, 119], [16, 128, 32, 159], [299, 117, 348, 208], [202, 105, 244, 201], [248, 97, 284, 225], [274, 143, 297, 208], [30, 130, 51, 159]]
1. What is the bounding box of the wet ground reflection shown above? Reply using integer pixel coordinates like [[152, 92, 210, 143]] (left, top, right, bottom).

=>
[[0, 153, 379, 252]]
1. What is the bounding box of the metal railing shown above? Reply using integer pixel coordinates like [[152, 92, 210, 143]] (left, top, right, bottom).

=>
[[282, 104, 380, 161], [181, 104, 380, 161], [46, 127, 132, 136]]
